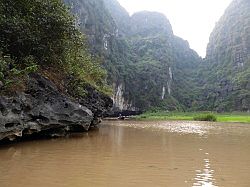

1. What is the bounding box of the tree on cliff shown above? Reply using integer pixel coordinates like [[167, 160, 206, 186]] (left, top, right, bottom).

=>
[[0, 0, 110, 95]]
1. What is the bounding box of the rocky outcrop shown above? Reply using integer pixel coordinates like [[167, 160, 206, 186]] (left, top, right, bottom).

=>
[[130, 11, 173, 37], [111, 83, 138, 111], [102, 0, 131, 36], [63, 0, 118, 55], [0, 73, 112, 141], [78, 84, 113, 126], [206, 0, 250, 67]]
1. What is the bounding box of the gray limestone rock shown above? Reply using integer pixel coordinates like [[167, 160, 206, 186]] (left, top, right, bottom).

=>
[[0, 73, 112, 141]]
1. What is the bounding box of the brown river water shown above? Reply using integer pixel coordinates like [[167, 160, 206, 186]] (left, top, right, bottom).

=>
[[0, 120, 250, 187]]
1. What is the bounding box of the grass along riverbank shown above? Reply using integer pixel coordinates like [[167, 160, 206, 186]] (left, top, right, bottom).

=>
[[135, 112, 250, 123]]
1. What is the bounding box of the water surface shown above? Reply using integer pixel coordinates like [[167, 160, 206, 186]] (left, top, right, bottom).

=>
[[0, 120, 250, 187]]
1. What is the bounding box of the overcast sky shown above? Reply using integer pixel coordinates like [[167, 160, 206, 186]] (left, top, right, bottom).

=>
[[117, 0, 232, 57]]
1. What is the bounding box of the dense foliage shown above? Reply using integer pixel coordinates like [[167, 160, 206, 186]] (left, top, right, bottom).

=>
[[0, 0, 109, 95]]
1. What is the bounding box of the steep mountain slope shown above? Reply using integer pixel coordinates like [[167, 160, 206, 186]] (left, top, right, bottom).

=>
[[199, 0, 250, 111], [65, 0, 201, 112], [128, 11, 201, 110], [102, 0, 130, 35], [64, 0, 135, 108], [64, 0, 116, 54]]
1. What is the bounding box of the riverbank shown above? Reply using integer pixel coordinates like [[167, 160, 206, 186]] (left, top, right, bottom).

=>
[[135, 111, 250, 123]]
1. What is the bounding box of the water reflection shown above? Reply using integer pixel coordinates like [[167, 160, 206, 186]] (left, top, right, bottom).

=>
[[193, 156, 217, 187], [0, 120, 250, 187], [108, 120, 216, 136]]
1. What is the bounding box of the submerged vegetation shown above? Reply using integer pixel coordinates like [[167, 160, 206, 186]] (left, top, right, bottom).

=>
[[0, 0, 110, 95], [136, 111, 250, 123]]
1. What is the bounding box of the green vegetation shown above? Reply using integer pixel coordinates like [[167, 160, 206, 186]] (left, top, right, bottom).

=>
[[66, 0, 250, 112], [197, 0, 250, 112], [136, 111, 250, 123], [1, 0, 248, 114], [0, 0, 110, 95], [66, 0, 202, 111], [193, 114, 217, 122]]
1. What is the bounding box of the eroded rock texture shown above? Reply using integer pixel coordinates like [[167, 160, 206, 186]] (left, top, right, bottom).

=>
[[79, 84, 113, 127], [0, 74, 112, 141]]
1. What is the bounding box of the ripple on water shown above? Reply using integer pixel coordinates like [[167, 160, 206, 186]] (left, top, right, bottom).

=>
[[108, 120, 216, 136], [193, 156, 217, 187]]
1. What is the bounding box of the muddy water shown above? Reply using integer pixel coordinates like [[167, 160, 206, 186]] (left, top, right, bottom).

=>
[[0, 120, 250, 187]]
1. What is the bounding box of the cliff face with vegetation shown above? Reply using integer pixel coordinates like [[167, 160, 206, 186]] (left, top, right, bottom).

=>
[[198, 0, 250, 111], [65, 0, 201, 112], [126, 11, 201, 110], [0, 0, 112, 141]]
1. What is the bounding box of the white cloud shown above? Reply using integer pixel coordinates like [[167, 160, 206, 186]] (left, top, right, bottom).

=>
[[117, 0, 232, 57]]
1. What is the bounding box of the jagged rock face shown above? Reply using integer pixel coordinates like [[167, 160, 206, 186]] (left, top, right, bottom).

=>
[[64, 0, 118, 55], [64, 0, 133, 80], [0, 74, 112, 141], [199, 0, 250, 111], [206, 0, 250, 66], [112, 83, 126, 111], [102, 0, 131, 36], [64, 0, 136, 111], [130, 11, 173, 37], [78, 84, 113, 123], [111, 83, 138, 111]]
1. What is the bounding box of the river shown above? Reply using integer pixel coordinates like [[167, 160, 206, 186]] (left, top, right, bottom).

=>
[[0, 120, 250, 187]]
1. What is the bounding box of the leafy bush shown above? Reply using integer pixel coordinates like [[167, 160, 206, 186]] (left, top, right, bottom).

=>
[[0, 0, 110, 95], [0, 52, 38, 91], [193, 114, 217, 122]]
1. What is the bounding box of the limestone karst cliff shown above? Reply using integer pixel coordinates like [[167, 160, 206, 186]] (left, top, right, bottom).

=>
[[65, 0, 201, 112], [198, 0, 250, 111], [0, 73, 112, 141]]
